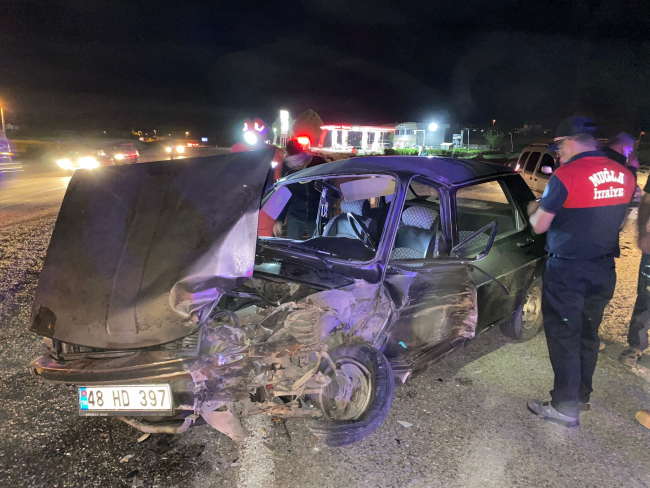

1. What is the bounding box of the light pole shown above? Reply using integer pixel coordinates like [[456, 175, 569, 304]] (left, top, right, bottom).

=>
[[0, 104, 5, 134], [153, 130, 157, 137], [185, 131, 189, 140], [492, 119, 496, 128], [509, 132, 514, 152]]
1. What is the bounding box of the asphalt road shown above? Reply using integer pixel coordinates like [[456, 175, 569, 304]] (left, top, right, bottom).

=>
[[1, 165, 650, 487], [0, 147, 230, 229]]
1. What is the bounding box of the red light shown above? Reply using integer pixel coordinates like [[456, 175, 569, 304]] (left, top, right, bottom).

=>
[[297, 136, 310, 147]]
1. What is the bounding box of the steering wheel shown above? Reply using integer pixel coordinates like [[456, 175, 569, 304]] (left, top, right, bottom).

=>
[[346, 213, 376, 251]]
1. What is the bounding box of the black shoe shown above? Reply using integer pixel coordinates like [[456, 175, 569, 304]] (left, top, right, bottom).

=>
[[527, 399, 579, 427], [619, 348, 643, 367]]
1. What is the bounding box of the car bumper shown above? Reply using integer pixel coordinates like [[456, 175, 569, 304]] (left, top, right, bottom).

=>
[[30, 353, 198, 413]]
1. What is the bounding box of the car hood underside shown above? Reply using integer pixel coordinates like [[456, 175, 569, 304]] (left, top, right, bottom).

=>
[[30, 149, 275, 349]]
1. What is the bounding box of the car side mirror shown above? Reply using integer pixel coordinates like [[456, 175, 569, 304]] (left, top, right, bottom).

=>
[[540, 165, 553, 175], [451, 221, 498, 261]]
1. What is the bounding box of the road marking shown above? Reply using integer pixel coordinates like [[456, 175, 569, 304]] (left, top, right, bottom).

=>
[[0, 185, 68, 204], [236, 416, 275, 488]]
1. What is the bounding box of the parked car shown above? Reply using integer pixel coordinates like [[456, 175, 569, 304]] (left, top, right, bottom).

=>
[[98, 142, 139, 165], [29, 151, 546, 447], [514, 144, 559, 197]]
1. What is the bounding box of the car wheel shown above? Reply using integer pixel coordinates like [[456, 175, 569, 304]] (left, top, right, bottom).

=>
[[500, 276, 543, 341], [306, 342, 394, 447]]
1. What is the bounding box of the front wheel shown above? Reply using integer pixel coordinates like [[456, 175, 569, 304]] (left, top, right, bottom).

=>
[[500, 276, 543, 341], [306, 343, 394, 447]]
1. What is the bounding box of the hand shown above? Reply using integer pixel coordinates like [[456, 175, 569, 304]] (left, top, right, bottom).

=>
[[527, 200, 540, 217], [273, 220, 284, 237]]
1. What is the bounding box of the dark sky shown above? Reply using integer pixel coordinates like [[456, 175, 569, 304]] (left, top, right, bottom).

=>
[[2, 0, 650, 141]]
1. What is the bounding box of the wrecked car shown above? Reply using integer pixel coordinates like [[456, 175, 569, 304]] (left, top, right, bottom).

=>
[[29, 149, 546, 446]]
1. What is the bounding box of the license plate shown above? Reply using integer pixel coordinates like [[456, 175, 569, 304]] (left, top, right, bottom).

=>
[[78, 384, 172, 416]]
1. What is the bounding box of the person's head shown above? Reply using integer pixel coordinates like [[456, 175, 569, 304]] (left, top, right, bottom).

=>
[[609, 132, 636, 158], [553, 116, 599, 164], [285, 139, 304, 156]]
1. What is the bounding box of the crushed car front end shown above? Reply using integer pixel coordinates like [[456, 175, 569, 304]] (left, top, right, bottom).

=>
[[29, 150, 397, 445]]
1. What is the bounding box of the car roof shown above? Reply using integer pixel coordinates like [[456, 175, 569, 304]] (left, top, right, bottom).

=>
[[284, 156, 515, 187]]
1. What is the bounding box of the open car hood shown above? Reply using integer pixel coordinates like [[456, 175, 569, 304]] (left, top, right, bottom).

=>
[[30, 149, 274, 349]]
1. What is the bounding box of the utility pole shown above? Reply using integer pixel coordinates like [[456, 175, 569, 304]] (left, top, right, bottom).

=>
[[1, 105, 5, 134]]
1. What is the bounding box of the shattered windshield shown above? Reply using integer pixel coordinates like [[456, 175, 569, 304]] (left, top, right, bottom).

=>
[[259, 175, 396, 261]]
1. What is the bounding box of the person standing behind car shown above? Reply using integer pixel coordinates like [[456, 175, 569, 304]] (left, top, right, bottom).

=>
[[526, 116, 635, 427], [619, 171, 650, 366], [273, 139, 327, 239], [603, 132, 639, 180]]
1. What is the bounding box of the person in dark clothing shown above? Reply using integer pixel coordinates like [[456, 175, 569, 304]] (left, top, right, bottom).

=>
[[526, 117, 635, 426], [619, 175, 650, 366], [602, 132, 638, 180], [273, 139, 328, 239]]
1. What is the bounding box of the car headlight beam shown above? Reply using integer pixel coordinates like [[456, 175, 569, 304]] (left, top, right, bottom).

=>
[[57, 159, 72, 170], [78, 156, 99, 169], [114, 153, 125, 160], [176, 145, 185, 153]]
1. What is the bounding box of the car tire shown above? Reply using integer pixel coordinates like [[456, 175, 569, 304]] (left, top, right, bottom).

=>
[[306, 342, 394, 447], [500, 276, 543, 341]]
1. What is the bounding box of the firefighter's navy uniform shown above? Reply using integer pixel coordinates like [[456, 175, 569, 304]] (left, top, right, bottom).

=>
[[539, 150, 635, 418]]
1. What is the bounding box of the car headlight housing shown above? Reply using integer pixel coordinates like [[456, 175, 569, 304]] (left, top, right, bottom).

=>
[[57, 159, 72, 170], [176, 145, 185, 153], [114, 153, 125, 160], [165, 146, 172, 153], [78, 156, 99, 169]]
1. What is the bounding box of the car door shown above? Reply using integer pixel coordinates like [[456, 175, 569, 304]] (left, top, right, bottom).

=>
[[531, 152, 557, 197], [382, 177, 478, 361], [453, 175, 545, 329]]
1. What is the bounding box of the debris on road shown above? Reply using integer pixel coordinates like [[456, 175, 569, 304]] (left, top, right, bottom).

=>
[[137, 433, 150, 443], [636, 409, 650, 429], [396, 421, 413, 428], [120, 453, 134, 463]]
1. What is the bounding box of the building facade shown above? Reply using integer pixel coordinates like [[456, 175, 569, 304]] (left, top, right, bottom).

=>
[[394, 122, 450, 149]]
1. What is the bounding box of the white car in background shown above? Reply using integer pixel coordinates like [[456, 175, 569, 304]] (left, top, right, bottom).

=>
[[514, 144, 558, 197]]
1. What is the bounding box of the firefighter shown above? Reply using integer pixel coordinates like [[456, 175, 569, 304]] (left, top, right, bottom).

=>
[[526, 117, 635, 426]]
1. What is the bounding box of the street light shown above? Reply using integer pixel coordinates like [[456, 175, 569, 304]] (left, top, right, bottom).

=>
[[185, 131, 189, 140], [153, 130, 156, 137], [492, 119, 496, 127], [428, 122, 438, 131]]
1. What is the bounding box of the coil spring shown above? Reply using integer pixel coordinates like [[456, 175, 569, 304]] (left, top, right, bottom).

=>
[[287, 309, 321, 348]]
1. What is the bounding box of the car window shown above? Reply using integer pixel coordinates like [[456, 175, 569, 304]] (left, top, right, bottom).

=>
[[391, 177, 445, 262], [456, 179, 525, 251], [517, 151, 530, 170], [536, 153, 556, 180], [407, 181, 441, 203], [524, 152, 540, 173], [260, 175, 396, 261]]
